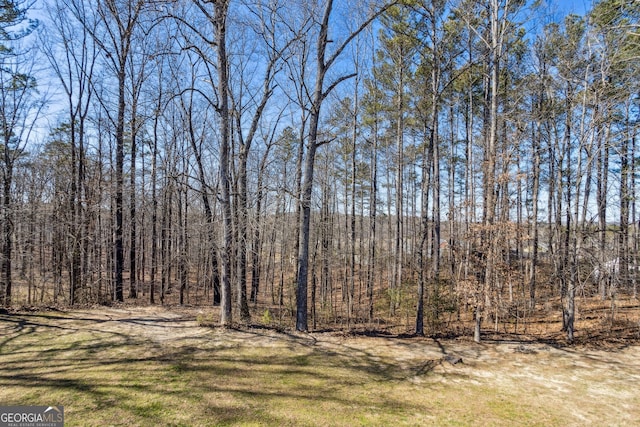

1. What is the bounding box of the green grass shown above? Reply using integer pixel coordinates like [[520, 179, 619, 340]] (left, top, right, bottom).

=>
[[0, 309, 637, 426]]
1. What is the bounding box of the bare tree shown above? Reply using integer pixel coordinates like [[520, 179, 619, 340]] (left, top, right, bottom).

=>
[[228, 0, 299, 322], [294, 0, 395, 332], [42, 0, 98, 304], [210, 0, 233, 326], [69, 0, 151, 302], [0, 0, 41, 306]]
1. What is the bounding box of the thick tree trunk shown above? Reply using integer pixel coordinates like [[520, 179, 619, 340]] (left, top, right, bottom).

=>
[[216, 0, 233, 327], [296, 0, 333, 332], [296, 114, 320, 332]]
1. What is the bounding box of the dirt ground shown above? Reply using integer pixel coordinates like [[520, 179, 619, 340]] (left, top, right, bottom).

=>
[[1, 306, 639, 426]]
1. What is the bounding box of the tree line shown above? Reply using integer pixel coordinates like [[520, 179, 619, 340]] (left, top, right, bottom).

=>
[[0, 0, 638, 342]]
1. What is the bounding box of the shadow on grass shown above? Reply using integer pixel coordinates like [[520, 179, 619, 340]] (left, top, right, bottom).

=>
[[0, 312, 436, 426]]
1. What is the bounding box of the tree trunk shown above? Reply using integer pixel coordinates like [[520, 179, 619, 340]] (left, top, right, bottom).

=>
[[1, 157, 12, 307], [215, 0, 233, 327], [296, 0, 333, 332], [236, 148, 251, 322], [129, 102, 138, 299], [150, 103, 159, 304], [478, 0, 502, 343], [114, 64, 125, 303]]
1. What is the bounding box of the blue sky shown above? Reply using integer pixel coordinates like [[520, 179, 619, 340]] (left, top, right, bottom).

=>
[[558, 0, 591, 16]]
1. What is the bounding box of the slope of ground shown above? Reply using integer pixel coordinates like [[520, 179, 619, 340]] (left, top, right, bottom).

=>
[[0, 307, 638, 426]]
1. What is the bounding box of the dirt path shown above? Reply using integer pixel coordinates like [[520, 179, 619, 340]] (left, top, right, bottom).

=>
[[43, 305, 640, 371], [49, 306, 640, 386]]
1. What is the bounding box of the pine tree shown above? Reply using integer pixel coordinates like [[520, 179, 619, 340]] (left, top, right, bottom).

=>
[[0, 0, 38, 306]]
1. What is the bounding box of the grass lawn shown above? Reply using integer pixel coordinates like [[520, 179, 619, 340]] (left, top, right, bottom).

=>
[[1, 307, 638, 426]]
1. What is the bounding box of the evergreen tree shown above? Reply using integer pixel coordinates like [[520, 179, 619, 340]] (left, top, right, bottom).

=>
[[0, 0, 38, 306]]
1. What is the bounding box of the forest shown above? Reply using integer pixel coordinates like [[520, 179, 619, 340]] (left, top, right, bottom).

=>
[[1, 0, 639, 344]]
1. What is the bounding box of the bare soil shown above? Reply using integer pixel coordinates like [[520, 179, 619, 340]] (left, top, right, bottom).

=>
[[1, 306, 639, 426]]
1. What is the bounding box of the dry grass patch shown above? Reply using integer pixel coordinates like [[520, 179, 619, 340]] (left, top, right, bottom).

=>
[[0, 307, 638, 426]]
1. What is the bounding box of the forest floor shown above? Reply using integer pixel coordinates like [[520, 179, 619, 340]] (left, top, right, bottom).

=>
[[0, 306, 639, 426]]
